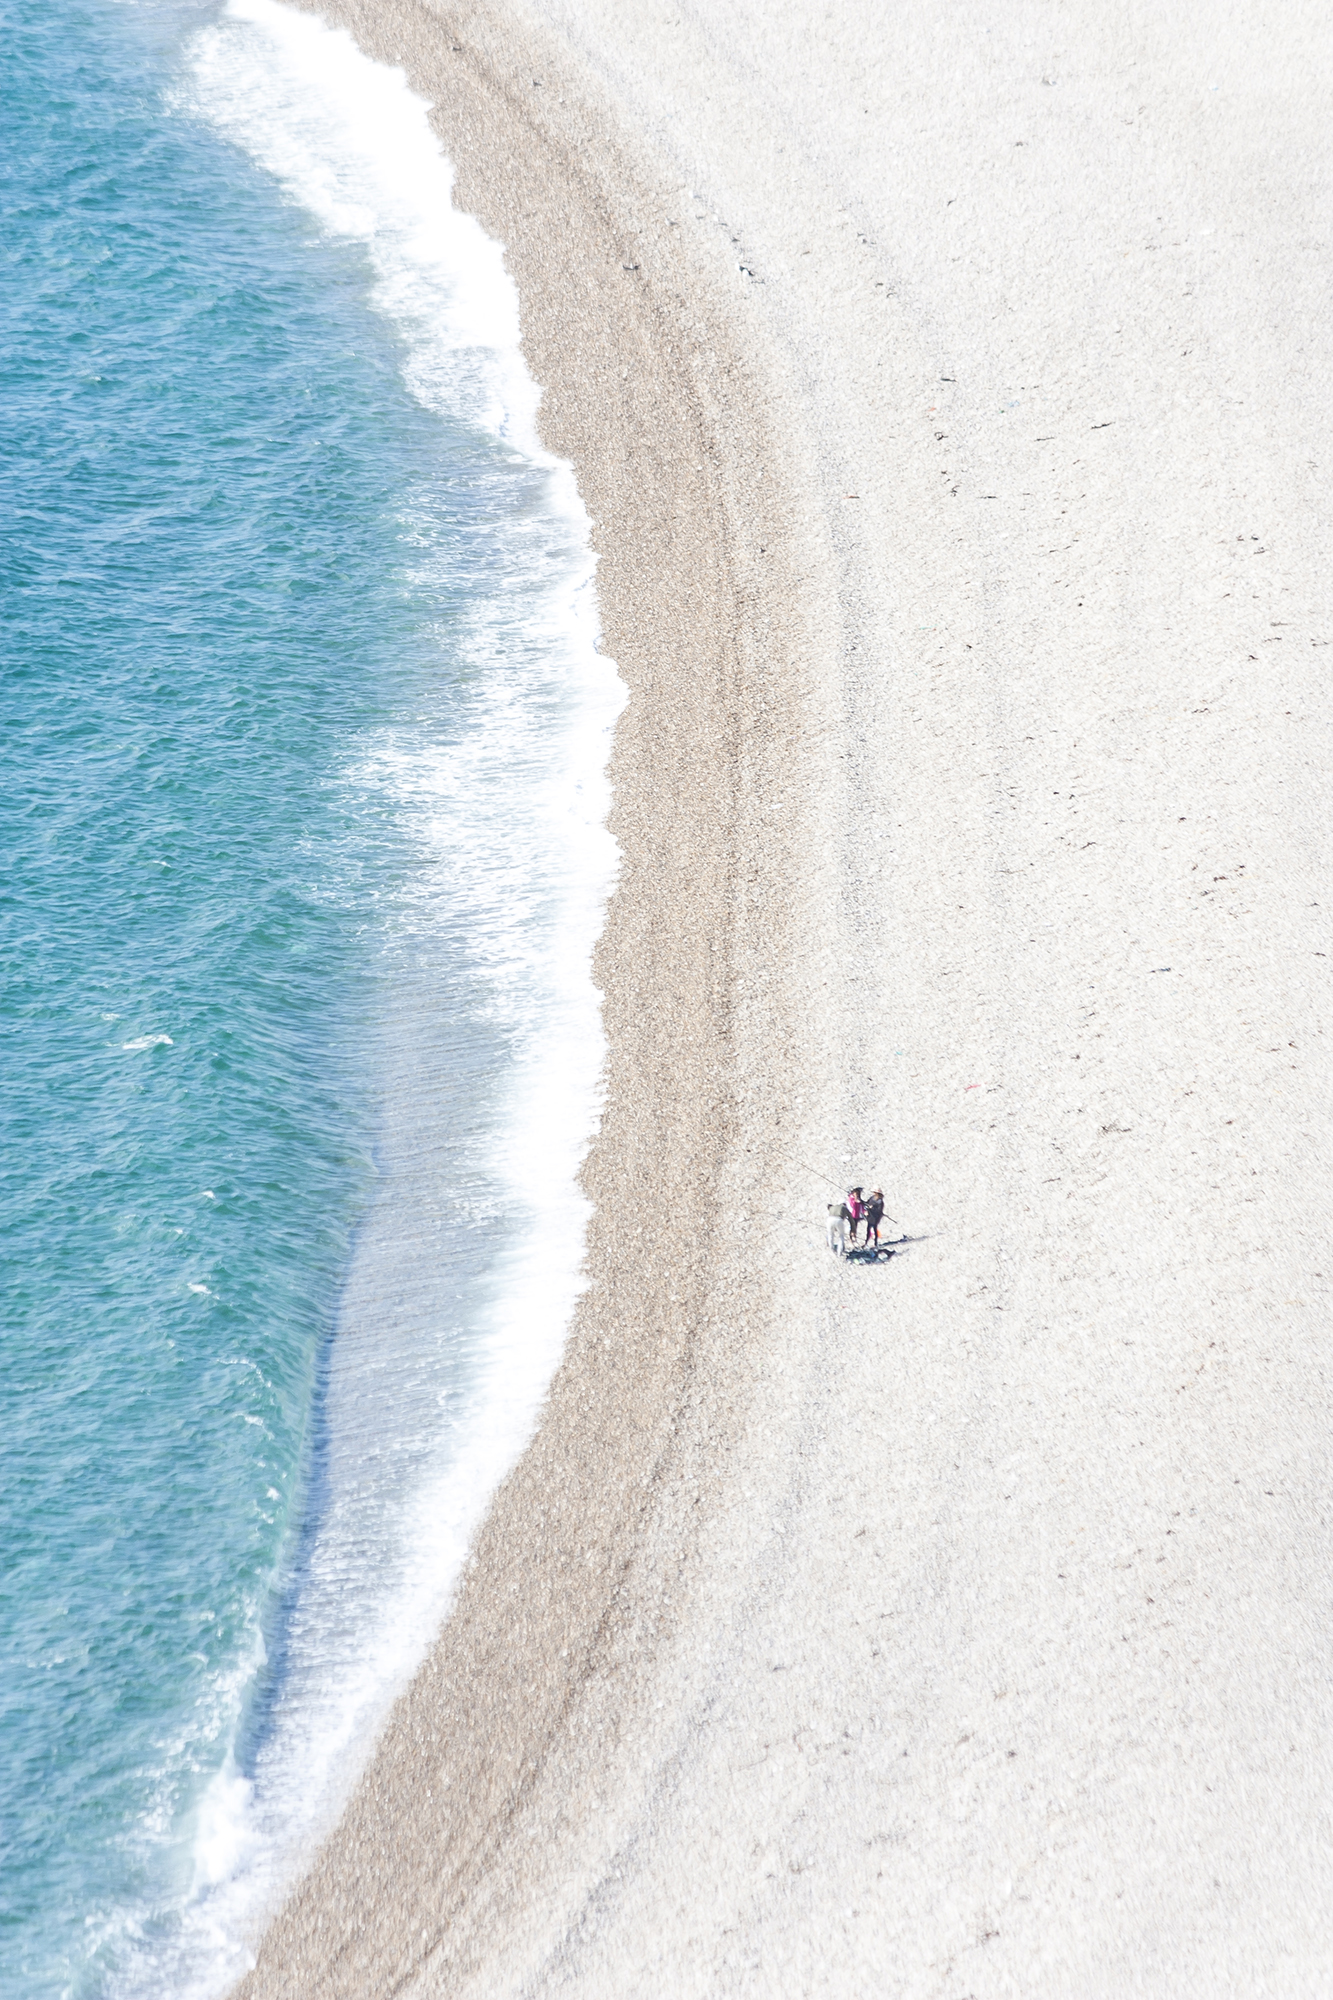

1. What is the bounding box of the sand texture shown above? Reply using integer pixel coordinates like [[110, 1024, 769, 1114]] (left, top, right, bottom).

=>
[[236, 1, 1333, 1993]]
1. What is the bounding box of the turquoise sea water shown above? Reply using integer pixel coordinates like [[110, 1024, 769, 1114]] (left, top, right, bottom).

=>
[[1, 3, 618, 1992]]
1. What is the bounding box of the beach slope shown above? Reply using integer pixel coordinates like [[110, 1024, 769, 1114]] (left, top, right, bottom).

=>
[[239, 1, 1333, 1992]]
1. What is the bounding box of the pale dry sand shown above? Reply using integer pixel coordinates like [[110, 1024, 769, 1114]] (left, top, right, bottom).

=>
[[237, 2, 1333, 1994]]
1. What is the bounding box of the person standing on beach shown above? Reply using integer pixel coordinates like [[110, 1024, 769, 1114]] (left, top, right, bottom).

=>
[[864, 1188, 886, 1248], [846, 1187, 865, 1246], [826, 1200, 850, 1256]]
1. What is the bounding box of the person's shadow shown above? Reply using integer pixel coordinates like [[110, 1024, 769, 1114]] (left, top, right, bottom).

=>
[[845, 1233, 928, 1264]]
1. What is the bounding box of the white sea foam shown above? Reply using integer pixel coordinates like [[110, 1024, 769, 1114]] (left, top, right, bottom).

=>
[[132, 6, 625, 1994]]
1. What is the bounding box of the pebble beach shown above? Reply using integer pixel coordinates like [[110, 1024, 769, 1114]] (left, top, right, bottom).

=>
[[235, 2, 1333, 1992]]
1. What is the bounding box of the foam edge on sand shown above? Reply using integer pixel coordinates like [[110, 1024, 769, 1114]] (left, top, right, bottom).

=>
[[231, 1, 840, 1992]]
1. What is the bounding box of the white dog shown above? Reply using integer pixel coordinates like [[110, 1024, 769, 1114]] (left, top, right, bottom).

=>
[[826, 1203, 848, 1256]]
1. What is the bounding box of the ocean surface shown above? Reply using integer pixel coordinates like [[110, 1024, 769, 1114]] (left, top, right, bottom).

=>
[[0, 1, 621, 1991]]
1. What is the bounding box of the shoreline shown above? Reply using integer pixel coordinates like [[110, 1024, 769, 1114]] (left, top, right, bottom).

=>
[[234, 0, 836, 1990], [237, 1, 1333, 1992]]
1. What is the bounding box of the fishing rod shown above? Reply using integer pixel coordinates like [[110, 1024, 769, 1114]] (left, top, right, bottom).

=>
[[779, 1146, 899, 1224]]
